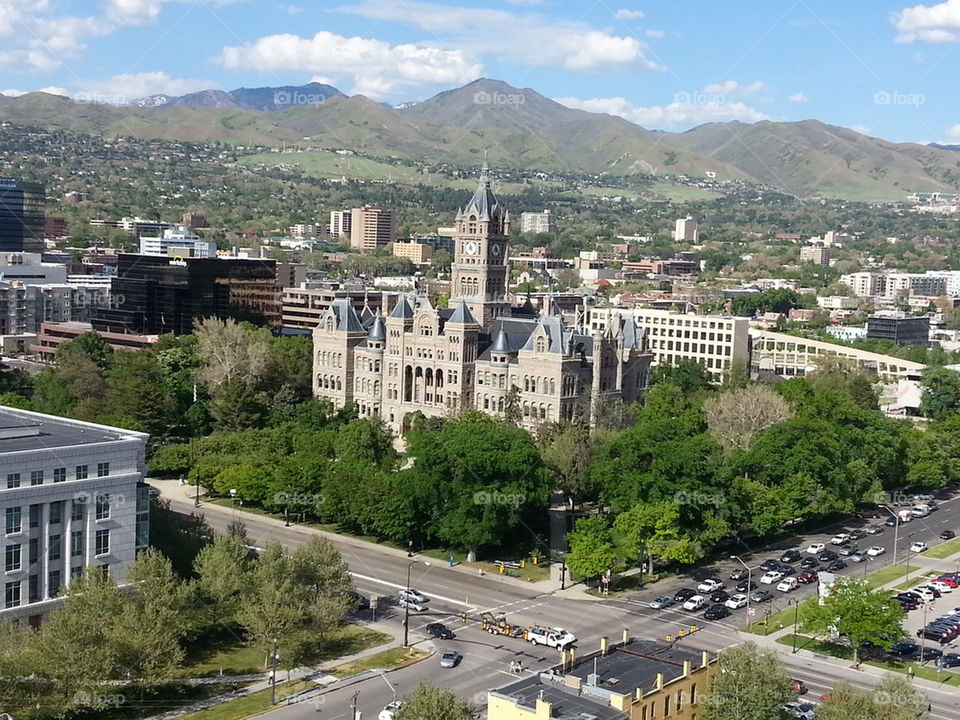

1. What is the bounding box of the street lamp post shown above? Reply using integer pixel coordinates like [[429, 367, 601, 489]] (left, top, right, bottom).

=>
[[791, 599, 800, 653], [402, 560, 430, 648], [560, 553, 567, 590], [881, 505, 900, 570], [906, 532, 916, 581], [270, 639, 279, 705], [731, 555, 752, 625]]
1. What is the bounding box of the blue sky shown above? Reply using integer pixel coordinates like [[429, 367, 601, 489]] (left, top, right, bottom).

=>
[[0, 0, 958, 143]]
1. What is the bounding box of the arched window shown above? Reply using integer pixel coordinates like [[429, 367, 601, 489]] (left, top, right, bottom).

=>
[[536, 337, 546, 353]]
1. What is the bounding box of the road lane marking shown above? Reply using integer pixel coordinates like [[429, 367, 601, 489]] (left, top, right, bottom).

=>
[[350, 571, 475, 608]]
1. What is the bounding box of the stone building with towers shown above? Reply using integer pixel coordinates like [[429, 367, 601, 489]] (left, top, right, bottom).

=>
[[312, 165, 653, 432]]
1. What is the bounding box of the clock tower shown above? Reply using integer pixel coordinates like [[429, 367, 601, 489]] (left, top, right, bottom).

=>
[[451, 162, 511, 326]]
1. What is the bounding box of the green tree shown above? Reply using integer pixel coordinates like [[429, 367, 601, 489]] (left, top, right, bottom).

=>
[[650, 359, 715, 394], [540, 423, 594, 506], [565, 514, 619, 580], [919, 366, 960, 420], [149, 497, 214, 578], [194, 534, 253, 625], [816, 675, 928, 720], [394, 681, 477, 720], [613, 501, 701, 574], [700, 642, 794, 720], [799, 577, 905, 666], [208, 376, 266, 430], [703, 384, 792, 453], [335, 416, 398, 469]]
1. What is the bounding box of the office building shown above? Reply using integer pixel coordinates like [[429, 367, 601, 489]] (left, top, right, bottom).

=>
[[866, 313, 930, 346], [0, 252, 67, 285], [392, 239, 433, 265], [329, 210, 352, 240], [89, 217, 173, 239], [799, 246, 830, 266], [589, 307, 749, 382], [314, 166, 652, 432], [181, 213, 208, 229], [674, 216, 699, 242], [282, 288, 387, 331], [43, 217, 68, 239], [488, 635, 715, 720], [519, 210, 556, 235], [0, 178, 44, 253], [92, 254, 281, 336], [349, 207, 397, 251], [31, 322, 158, 361], [0, 405, 150, 625], [139, 226, 217, 258]]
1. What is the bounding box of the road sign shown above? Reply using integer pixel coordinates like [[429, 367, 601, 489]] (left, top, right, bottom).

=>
[[748, 607, 756, 616], [370, 596, 378, 610]]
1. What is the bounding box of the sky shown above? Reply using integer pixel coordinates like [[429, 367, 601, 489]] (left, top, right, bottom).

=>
[[0, 0, 958, 143]]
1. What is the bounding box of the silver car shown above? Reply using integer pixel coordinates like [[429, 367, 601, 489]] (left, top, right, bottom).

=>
[[439, 650, 461, 668]]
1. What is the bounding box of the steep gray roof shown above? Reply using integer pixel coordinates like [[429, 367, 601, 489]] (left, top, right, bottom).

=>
[[367, 315, 386, 341], [521, 315, 566, 354], [490, 328, 511, 354], [323, 297, 365, 332], [389, 296, 414, 319], [447, 299, 478, 325], [462, 162, 506, 224]]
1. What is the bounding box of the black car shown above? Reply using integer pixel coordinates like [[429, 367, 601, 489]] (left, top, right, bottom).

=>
[[710, 589, 731, 603], [751, 589, 775, 603], [889, 641, 919, 656], [425, 623, 455, 640], [849, 529, 867, 540], [674, 588, 697, 603], [800, 557, 819, 570], [911, 646, 943, 662], [760, 559, 780, 572], [730, 568, 750, 581], [941, 653, 960, 667], [826, 560, 847, 572], [347, 590, 370, 610], [941, 530, 956, 540], [917, 628, 952, 644], [885, 516, 898, 527], [735, 579, 757, 593], [780, 550, 802, 564], [818, 550, 839, 562], [703, 604, 732, 620], [777, 564, 796, 576]]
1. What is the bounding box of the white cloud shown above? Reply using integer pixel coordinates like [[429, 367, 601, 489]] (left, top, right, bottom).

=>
[[645, 29, 666, 38], [702, 80, 767, 97], [74, 72, 213, 104], [893, 0, 960, 42], [216, 31, 483, 98], [788, 92, 810, 103], [555, 95, 770, 131], [851, 124, 873, 135], [274, 3, 303, 13], [2, 85, 67, 97], [614, 9, 645, 20], [103, 0, 245, 26], [946, 124, 960, 141], [337, 0, 663, 72]]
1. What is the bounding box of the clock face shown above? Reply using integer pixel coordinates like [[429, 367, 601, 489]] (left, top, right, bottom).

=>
[[491, 243, 501, 256], [465, 241, 479, 256]]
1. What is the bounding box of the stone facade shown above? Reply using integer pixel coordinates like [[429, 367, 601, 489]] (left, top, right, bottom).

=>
[[312, 167, 653, 432]]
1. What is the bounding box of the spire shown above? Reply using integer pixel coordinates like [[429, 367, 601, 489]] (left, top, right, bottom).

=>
[[464, 160, 500, 222], [448, 299, 478, 325], [490, 327, 510, 354], [389, 296, 414, 319], [367, 315, 386, 342]]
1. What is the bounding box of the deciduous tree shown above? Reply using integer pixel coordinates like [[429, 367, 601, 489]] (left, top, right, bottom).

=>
[[703, 384, 792, 453], [700, 642, 793, 720]]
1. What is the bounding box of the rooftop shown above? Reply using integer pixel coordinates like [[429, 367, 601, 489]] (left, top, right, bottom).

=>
[[567, 639, 707, 696], [0, 406, 145, 454], [491, 674, 627, 720]]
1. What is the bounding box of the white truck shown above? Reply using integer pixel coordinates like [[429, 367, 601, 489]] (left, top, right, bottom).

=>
[[527, 626, 576, 649]]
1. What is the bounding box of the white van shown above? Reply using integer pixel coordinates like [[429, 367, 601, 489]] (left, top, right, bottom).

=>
[[897, 509, 914, 522], [911, 505, 931, 518]]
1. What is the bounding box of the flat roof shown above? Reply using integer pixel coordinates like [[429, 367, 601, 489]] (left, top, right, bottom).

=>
[[568, 639, 707, 696], [0, 406, 143, 454], [492, 674, 627, 720]]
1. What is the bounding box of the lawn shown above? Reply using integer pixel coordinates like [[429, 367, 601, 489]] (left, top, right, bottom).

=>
[[176, 680, 316, 720], [72, 684, 243, 720], [183, 625, 393, 678], [894, 571, 942, 590], [864, 565, 920, 588], [743, 598, 815, 636], [327, 647, 429, 678], [923, 536, 960, 559]]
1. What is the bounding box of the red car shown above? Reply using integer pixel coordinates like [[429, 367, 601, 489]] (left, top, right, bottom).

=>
[[797, 572, 818, 584], [855, 509, 882, 519], [936, 577, 959, 588], [790, 679, 808, 694]]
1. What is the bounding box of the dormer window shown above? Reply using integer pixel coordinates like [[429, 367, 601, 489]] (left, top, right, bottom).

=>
[[536, 337, 546, 353], [326, 318, 334, 331]]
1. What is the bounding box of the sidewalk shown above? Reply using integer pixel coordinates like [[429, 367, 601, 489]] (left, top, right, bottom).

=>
[[151, 478, 562, 594]]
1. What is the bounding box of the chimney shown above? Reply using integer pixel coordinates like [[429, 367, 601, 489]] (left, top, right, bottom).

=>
[[683, 660, 691, 677], [701, 651, 710, 668], [655, 673, 664, 690], [600, 636, 609, 655], [535, 697, 552, 719], [622, 628, 629, 645]]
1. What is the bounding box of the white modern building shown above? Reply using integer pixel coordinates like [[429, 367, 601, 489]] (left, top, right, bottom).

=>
[[329, 210, 352, 239], [674, 217, 699, 242], [520, 210, 557, 235], [0, 406, 150, 625], [0, 252, 67, 284], [139, 226, 217, 258]]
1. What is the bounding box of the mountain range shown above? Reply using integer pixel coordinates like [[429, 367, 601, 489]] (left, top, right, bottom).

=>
[[2, 78, 959, 202]]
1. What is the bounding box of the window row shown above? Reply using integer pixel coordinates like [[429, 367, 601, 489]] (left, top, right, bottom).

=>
[[5, 496, 111, 535], [5, 463, 109, 489]]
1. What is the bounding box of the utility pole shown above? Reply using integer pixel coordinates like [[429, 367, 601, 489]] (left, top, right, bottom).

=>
[[351, 690, 360, 720], [731, 555, 752, 626], [791, 599, 800, 653]]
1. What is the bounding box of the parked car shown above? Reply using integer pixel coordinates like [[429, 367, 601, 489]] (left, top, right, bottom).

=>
[[941, 530, 956, 540], [379, 702, 403, 720], [805, 543, 826, 555], [865, 524, 884, 535], [777, 577, 798, 593], [790, 678, 808, 694], [797, 572, 818, 584], [826, 559, 847, 572], [910, 646, 943, 662], [710, 589, 731, 603], [831, 533, 851, 545], [929, 581, 953, 594], [779, 701, 816, 720], [760, 559, 781, 572], [917, 585, 942, 598], [936, 576, 959, 588], [855, 509, 882, 519], [735, 579, 757, 593], [889, 641, 919, 656], [730, 567, 750, 581], [800, 556, 820, 569], [818, 550, 838, 562], [849, 550, 867, 563], [703, 604, 731, 620], [866, 546, 886, 557], [399, 588, 428, 603], [911, 505, 931, 518], [439, 650, 462, 668], [780, 550, 802, 564], [760, 571, 783, 585], [674, 588, 697, 603], [751, 589, 775, 603], [649, 596, 675, 609], [910, 587, 937, 601], [697, 578, 724, 593], [683, 595, 706, 611], [849, 529, 867, 540], [725, 593, 749, 609], [426, 623, 455, 639], [940, 653, 960, 667], [910, 541, 929, 553], [838, 545, 859, 557]]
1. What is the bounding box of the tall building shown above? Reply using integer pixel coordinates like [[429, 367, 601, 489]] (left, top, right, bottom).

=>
[[392, 239, 433, 265], [313, 166, 652, 432], [92, 254, 280, 335], [0, 405, 150, 624], [181, 212, 208, 228], [520, 209, 556, 234], [840, 272, 886, 298], [139, 226, 217, 258], [674, 216, 699, 242], [0, 178, 44, 253], [329, 210, 352, 239], [349, 207, 396, 251], [799, 246, 830, 266], [866, 313, 930, 346]]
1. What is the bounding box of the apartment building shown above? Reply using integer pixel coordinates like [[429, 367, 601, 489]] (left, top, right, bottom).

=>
[[349, 207, 397, 251], [392, 239, 434, 265], [588, 307, 750, 382], [0, 405, 150, 625], [329, 210, 352, 239], [799, 246, 830, 266], [520, 210, 557, 235], [488, 635, 715, 720], [674, 216, 699, 242], [282, 288, 387, 331], [885, 273, 947, 299], [839, 272, 886, 298], [840, 271, 949, 299]]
